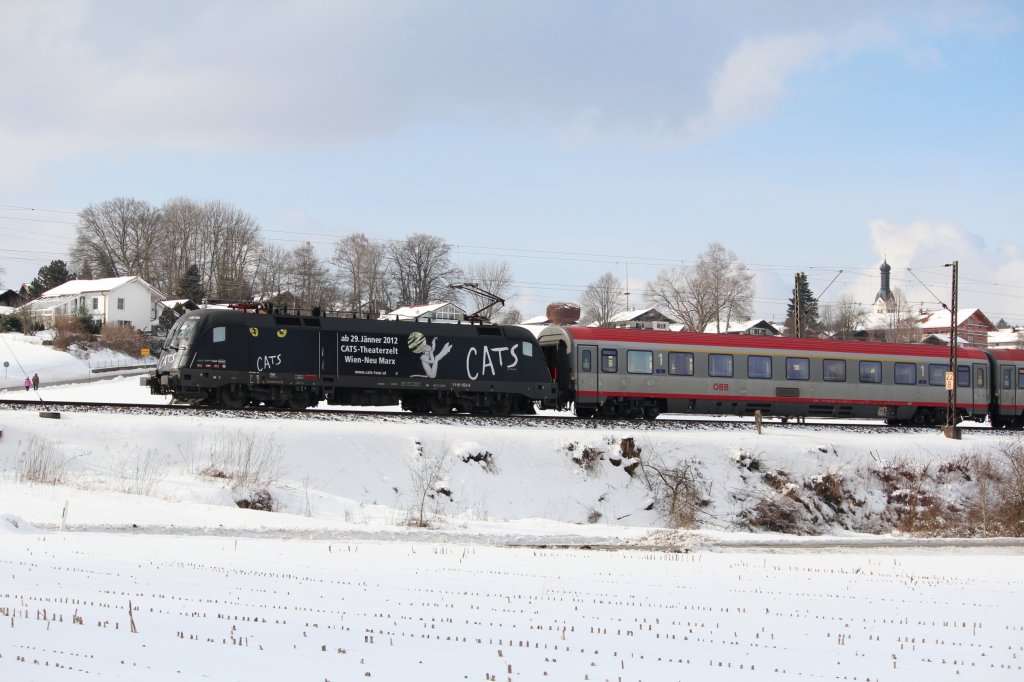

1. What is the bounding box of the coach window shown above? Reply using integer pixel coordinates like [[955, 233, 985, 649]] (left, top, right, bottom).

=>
[[747, 355, 772, 379], [581, 349, 592, 373], [894, 362, 917, 385], [957, 366, 970, 388], [211, 326, 226, 343], [627, 350, 653, 374], [601, 348, 618, 373], [928, 364, 946, 386], [669, 352, 694, 376], [823, 359, 846, 382], [709, 353, 734, 378], [859, 361, 882, 384], [786, 357, 809, 381]]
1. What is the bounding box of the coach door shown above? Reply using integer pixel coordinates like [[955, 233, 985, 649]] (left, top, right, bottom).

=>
[[576, 344, 598, 400], [998, 365, 1016, 420], [970, 363, 989, 417]]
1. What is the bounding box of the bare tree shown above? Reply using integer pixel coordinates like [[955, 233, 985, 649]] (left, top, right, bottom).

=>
[[462, 260, 515, 320], [499, 307, 523, 324], [73, 196, 266, 301], [820, 292, 868, 340], [156, 197, 208, 295], [283, 242, 338, 312], [581, 272, 625, 326], [645, 242, 753, 332], [251, 243, 289, 302], [636, 449, 710, 529], [881, 287, 920, 343], [331, 233, 392, 314], [202, 201, 262, 300], [388, 233, 461, 307], [406, 442, 451, 528], [71, 197, 162, 282]]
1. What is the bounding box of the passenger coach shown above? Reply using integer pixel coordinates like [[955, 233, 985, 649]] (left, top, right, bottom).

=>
[[538, 326, 1014, 425]]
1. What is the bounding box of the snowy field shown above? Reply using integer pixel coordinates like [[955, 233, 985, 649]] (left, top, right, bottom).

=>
[[2, 332, 1023, 680]]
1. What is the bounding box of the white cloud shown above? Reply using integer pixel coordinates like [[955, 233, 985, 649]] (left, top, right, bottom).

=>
[[0, 2, 1019, 177], [868, 218, 982, 266], [687, 33, 827, 139], [866, 218, 1024, 322]]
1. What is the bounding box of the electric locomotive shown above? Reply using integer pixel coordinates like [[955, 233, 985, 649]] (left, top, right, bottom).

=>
[[144, 307, 555, 413]]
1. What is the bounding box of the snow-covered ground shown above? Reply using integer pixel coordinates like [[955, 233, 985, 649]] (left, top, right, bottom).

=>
[[1, 333, 1022, 681]]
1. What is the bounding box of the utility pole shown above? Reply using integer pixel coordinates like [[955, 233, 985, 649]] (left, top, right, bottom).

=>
[[794, 272, 802, 338], [943, 260, 961, 439], [624, 261, 631, 310]]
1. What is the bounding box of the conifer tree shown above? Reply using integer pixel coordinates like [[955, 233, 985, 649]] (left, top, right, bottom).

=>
[[29, 260, 76, 298], [785, 272, 819, 337], [176, 264, 207, 303]]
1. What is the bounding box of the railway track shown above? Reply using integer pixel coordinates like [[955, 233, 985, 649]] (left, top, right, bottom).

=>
[[0, 398, 1001, 434]]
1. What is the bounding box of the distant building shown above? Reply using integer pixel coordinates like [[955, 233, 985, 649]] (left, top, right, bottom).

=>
[[21, 276, 166, 330], [382, 302, 467, 322], [608, 308, 677, 330], [252, 291, 299, 311], [0, 285, 30, 308], [987, 326, 1024, 350], [918, 308, 997, 348], [160, 298, 200, 313], [702, 319, 781, 336]]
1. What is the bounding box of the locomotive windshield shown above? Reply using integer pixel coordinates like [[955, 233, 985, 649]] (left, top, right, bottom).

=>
[[164, 316, 198, 351]]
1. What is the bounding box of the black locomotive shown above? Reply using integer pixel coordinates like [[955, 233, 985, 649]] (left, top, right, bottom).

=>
[[144, 307, 555, 414]]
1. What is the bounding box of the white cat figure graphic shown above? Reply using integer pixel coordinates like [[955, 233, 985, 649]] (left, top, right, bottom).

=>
[[408, 332, 452, 378]]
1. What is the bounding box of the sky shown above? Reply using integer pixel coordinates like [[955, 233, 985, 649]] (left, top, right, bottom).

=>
[[2, 339, 1024, 680], [1, 1, 1022, 323]]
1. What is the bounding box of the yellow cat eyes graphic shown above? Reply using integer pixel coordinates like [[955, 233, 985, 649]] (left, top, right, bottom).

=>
[[249, 328, 259, 337], [277, 329, 287, 338]]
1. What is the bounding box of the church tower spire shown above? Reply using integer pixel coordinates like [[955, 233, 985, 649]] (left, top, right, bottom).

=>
[[874, 260, 895, 313]]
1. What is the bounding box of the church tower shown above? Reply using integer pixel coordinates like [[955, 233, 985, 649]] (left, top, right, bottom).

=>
[[874, 260, 895, 313]]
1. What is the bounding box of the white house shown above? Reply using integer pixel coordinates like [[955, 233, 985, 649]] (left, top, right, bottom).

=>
[[381, 302, 467, 322], [988, 327, 1024, 350], [701, 319, 782, 336], [608, 308, 677, 330], [23, 276, 166, 331]]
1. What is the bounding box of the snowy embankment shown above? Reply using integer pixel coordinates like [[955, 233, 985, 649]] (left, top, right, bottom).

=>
[[2, 334, 1023, 680], [1, 330, 1020, 539]]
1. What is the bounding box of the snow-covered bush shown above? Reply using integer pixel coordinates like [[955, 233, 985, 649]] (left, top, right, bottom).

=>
[[181, 431, 282, 510], [98, 323, 148, 355], [635, 446, 710, 529], [15, 435, 72, 484]]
